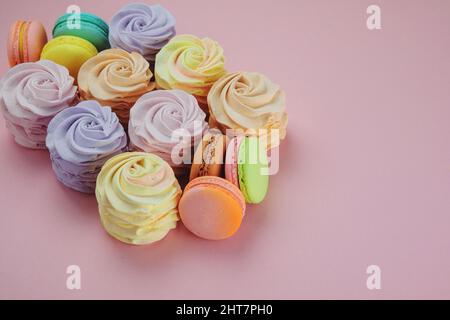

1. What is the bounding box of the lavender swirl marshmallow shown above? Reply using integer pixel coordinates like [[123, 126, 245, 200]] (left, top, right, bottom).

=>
[[109, 3, 176, 63], [129, 90, 208, 175], [46, 100, 127, 193], [0, 60, 77, 149]]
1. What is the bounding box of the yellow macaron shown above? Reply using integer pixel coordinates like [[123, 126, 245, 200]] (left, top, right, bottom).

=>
[[41, 35, 97, 78]]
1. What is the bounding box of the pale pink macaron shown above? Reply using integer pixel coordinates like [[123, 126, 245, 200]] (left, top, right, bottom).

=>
[[225, 135, 244, 187], [7, 20, 48, 67]]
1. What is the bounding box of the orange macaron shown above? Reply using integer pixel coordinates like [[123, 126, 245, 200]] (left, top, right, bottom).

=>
[[179, 176, 246, 240], [189, 131, 226, 181], [7, 20, 47, 67]]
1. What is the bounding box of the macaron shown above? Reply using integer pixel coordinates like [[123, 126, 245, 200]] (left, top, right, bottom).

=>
[[53, 12, 110, 52], [189, 131, 226, 181], [179, 176, 246, 240], [7, 20, 47, 66], [225, 136, 269, 204], [41, 35, 98, 78]]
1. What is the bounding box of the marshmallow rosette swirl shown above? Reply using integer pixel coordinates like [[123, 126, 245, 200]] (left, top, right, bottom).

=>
[[78, 48, 155, 125], [96, 152, 182, 245], [46, 100, 127, 194], [208, 72, 288, 147], [109, 3, 176, 63], [0, 60, 77, 149], [129, 90, 208, 175], [155, 34, 226, 110]]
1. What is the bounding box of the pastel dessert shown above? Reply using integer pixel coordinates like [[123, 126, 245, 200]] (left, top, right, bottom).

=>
[[208, 72, 288, 148], [41, 35, 98, 78], [128, 90, 208, 175], [53, 12, 110, 52], [225, 136, 269, 204], [46, 100, 127, 193], [155, 34, 226, 111], [189, 131, 226, 181], [7, 20, 47, 67], [0, 60, 77, 149], [78, 48, 155, 125], [96, 152, 182, 245], [179, 176, 246, 240], [109, 3, 176, 63]]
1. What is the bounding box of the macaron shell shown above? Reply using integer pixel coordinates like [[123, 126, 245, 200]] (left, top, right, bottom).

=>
[[26, 21, 48, 62], [180, 177, 245, 240], [41, 36, 98, 78], [238, 136, 269, 204], [54, 13, 109, 35], [53, 13, 110, 51], [184, 176, 246, 212], [7, 21, 22, 66]]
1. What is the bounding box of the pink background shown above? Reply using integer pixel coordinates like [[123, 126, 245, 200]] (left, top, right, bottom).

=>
[[0, 0, 449, 299]]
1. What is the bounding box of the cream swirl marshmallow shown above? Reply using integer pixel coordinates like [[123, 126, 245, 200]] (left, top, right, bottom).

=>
[[109, 3, 176, 62], [208, 72, 288, 146], [96, 152, 182, 245], [128, 90, 208, 174], [0, 60, 77, 149], [78, 48, 155, 125], [46, 100, 127, 193]]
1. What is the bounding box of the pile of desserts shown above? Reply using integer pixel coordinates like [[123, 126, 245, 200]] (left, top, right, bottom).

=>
[[0, 3, 288, 244]]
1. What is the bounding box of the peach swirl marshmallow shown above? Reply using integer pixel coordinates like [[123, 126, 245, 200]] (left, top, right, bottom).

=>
[[95, 152, 182, 245], [207, 72, 288, 148], [78, 48, 155, 125], [154, 34, 226, 112]]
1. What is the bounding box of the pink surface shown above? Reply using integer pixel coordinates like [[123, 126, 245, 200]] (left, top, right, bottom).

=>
[[1, 0, 449, 299]]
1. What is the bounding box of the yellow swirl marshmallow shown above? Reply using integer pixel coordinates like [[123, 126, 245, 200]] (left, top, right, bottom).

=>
[[155, 34, 226, 110], [96, 152, 182, 245], [208, 72, 288, 148]]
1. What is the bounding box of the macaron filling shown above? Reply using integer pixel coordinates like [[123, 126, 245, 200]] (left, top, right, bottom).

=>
[[198, 135, 217, 176], [18, 22, 27, 62], [225, 136, 242, 187]]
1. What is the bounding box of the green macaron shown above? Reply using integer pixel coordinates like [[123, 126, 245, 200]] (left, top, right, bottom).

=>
[[52, 12, 110, 52], [237, 136, 269, 204]]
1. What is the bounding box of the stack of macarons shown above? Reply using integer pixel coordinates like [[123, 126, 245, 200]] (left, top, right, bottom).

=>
[[188, 133, 270, 205], [0, 2, 289, 245], [41, 12, 110, 78], [179, 132, 270, 240]]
